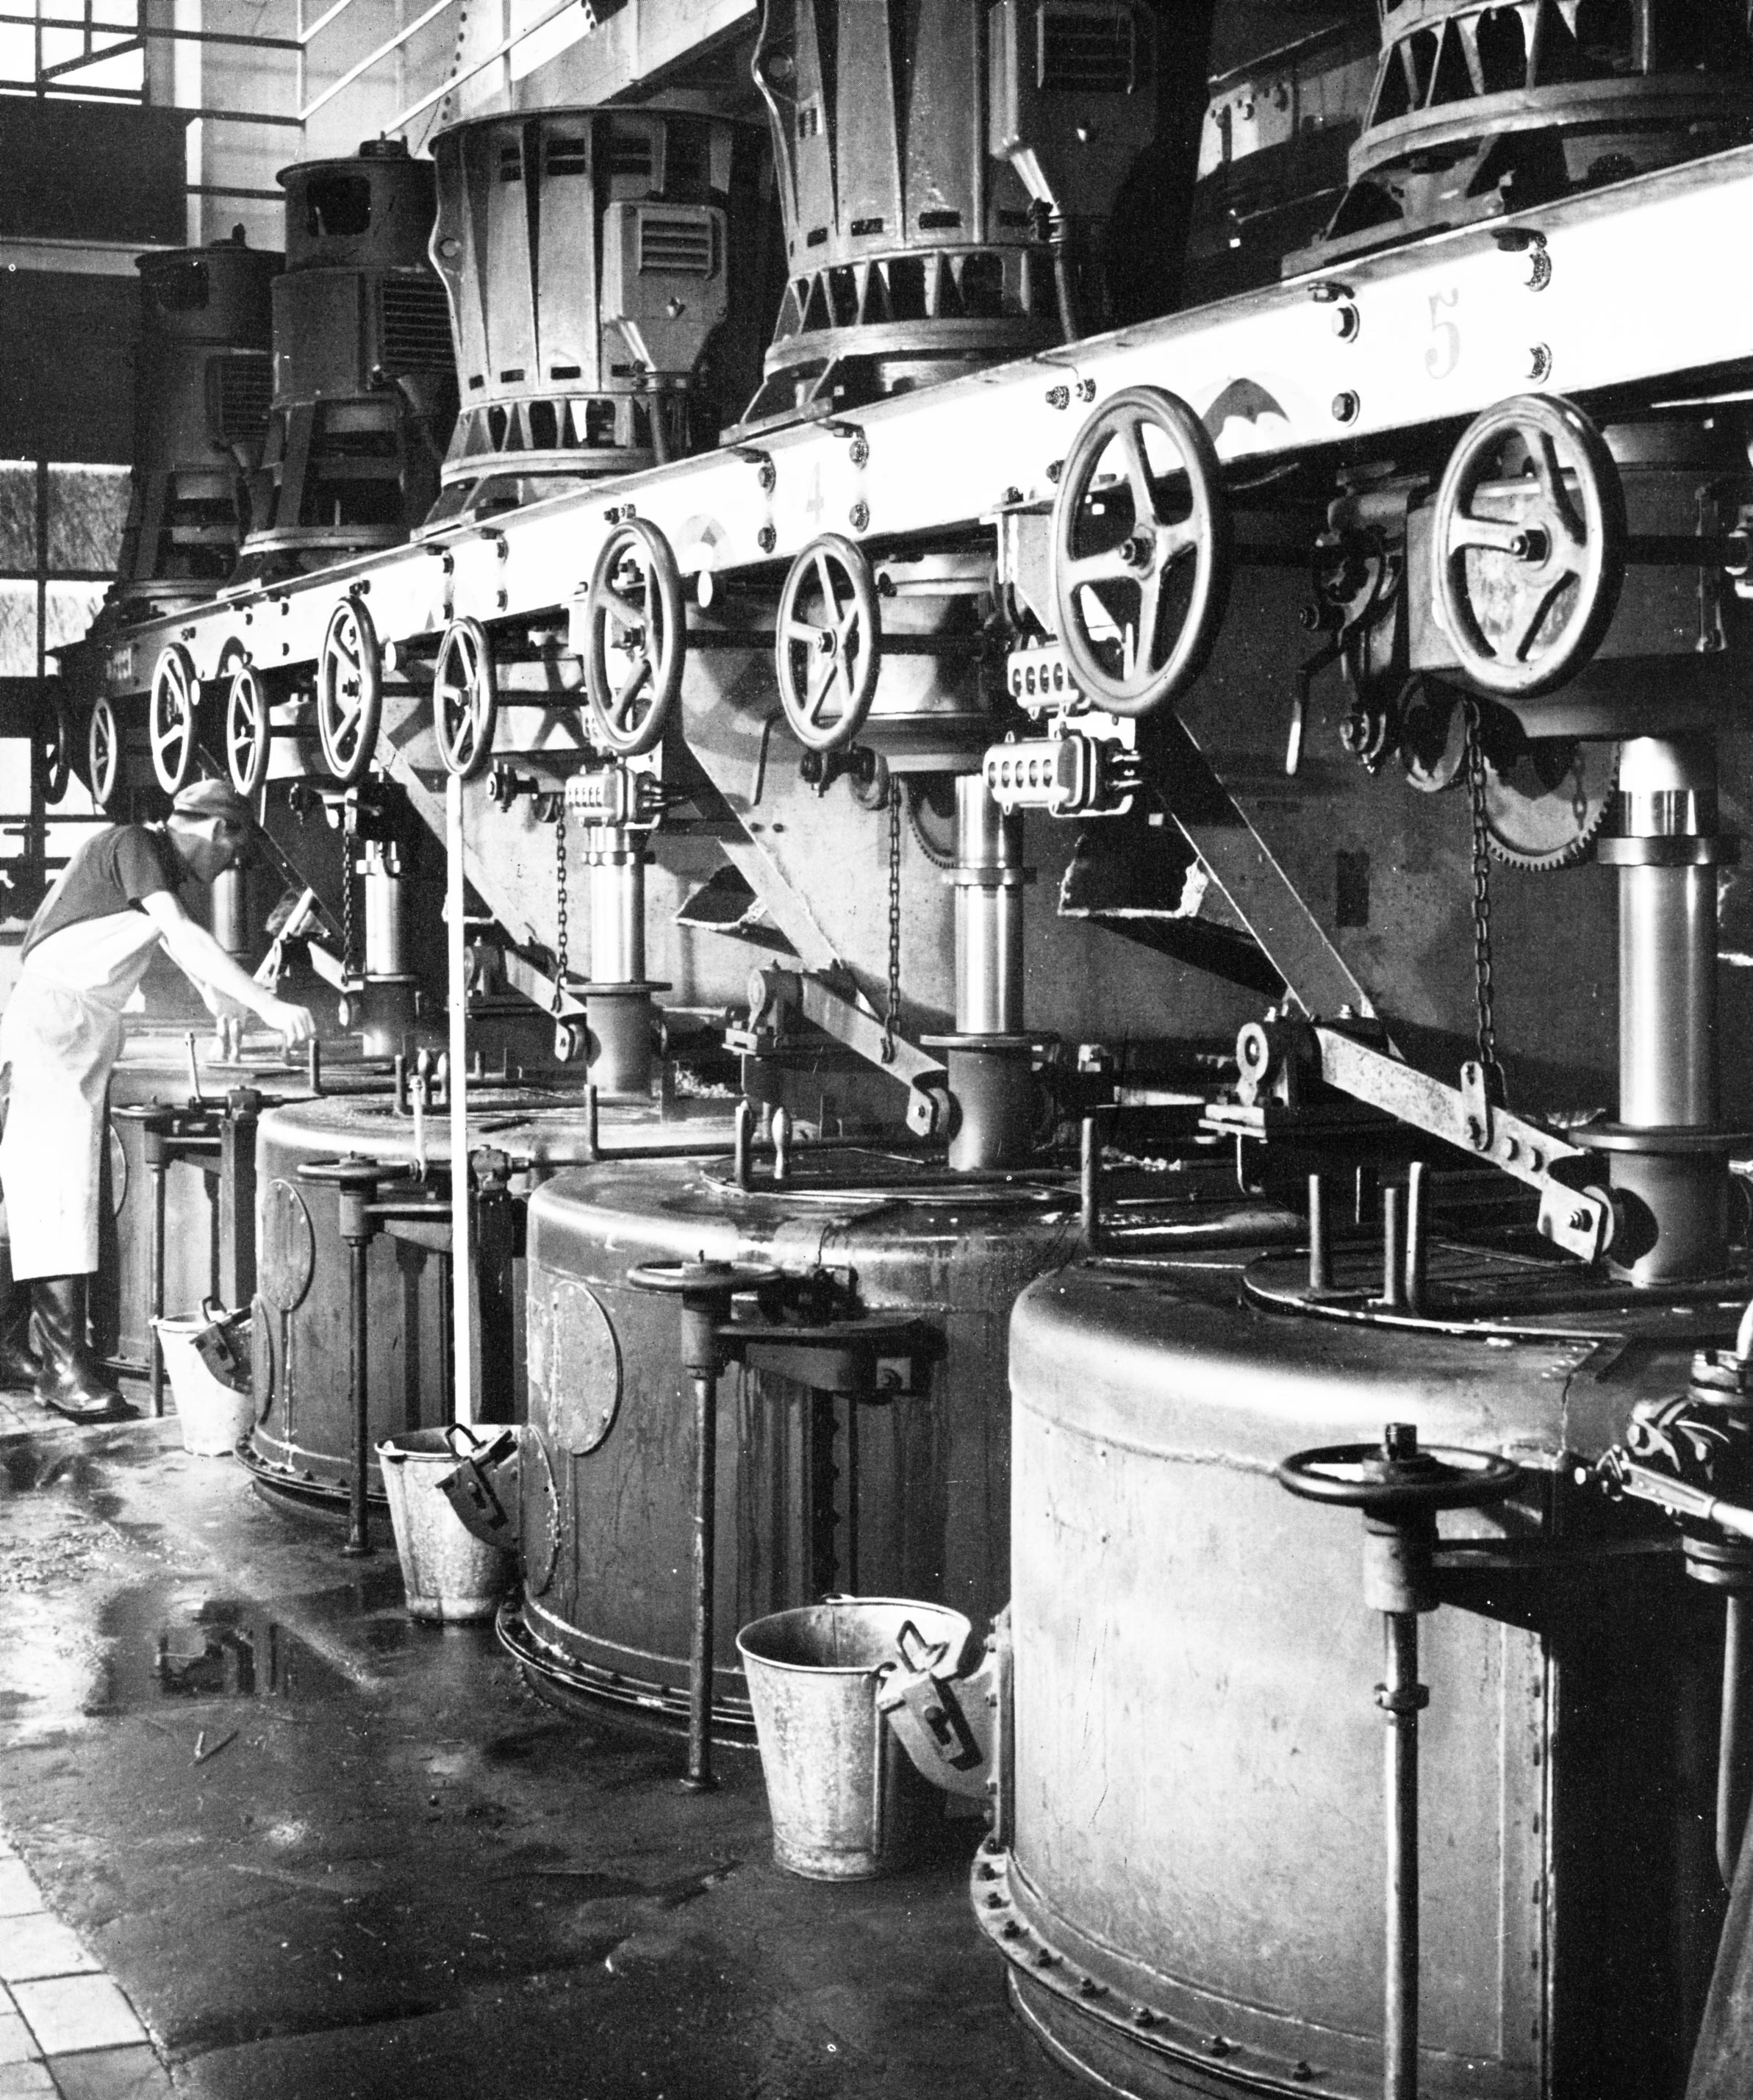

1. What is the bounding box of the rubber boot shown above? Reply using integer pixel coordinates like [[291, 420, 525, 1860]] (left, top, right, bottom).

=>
[[32, 1276, 135, 1424], [0, 1242, 39, 1389]]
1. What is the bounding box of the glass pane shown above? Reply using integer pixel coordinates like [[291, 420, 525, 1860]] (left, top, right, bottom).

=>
[[0, 27, 35, 82], [0, 582, 37, 675], [48, 465, 129, 573], [45, 581, 106, 653], [64, 48, 143, 95], [0, 741, 28, 816], [0, 463, 35, 573]]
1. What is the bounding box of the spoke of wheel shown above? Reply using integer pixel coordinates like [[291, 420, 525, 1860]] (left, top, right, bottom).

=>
[[1508, 575, 1573, 663], [787, 618, 826, 648], [813, 549, 839, 615], [1117, 418, 1164, 529], [1449, 509, 1530, 558], [603, 587, 644, 632], [612, 657, 652, 728], [804, 656, 836, 724], [1534, 430, 1587, 546], [1068, 546, 1136, 587], [1158, 519, 1199, 566], [1135, 572, 1164, 671]]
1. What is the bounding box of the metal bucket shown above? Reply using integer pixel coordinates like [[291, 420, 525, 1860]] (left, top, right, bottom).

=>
[[155, 1310, 254, 1458], [379, 1428, 516, 1624], [736, 1597, 972, 1882]]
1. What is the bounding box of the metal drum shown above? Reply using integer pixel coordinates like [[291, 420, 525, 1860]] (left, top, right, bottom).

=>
[[244, 1092, 731, 1505], [504, 1150, 1092, 1732], [987, 1258, 1727, 2100]]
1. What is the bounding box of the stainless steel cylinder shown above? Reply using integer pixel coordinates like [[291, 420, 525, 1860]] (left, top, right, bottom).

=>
[[362, 855, 407, 979], [210, 867, 249, 964], [1607, 734, 1727, 1283], [953, 778, 1022, 1038], [584, 828, 646, 986]]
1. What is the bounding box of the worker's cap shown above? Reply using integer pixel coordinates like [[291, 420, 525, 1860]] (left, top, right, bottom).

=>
[[171, 778, 254, 828]]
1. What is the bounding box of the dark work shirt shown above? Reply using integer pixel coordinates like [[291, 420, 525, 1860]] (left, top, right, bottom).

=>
[[21, 825, 184, 961]]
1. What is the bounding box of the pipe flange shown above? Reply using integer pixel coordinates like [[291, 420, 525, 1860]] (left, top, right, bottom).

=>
[[920, 1033, 1055, 1053], [571, 980, 671, 997], [1596, 834, 1741, 867]]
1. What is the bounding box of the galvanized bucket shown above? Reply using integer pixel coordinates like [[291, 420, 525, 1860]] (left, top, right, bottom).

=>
[[736, 1597, 973, 1881], [378, 1428, 516, 1624]]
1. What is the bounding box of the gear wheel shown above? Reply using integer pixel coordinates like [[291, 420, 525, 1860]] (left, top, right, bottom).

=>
[[1482, 737, 1618, 872]]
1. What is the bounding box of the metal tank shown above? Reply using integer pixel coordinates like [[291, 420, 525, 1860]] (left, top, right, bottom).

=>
[[112, 230, 282, 613], [501, 1150, 1293, 1732], [244, 1092, 733, 1505], [983, 1250, 1729, 2100], [1306, 0, 1753, 268], [234, 139, 457, 581], [426, 107, 739, 523], [741, 0, 1183, 426]]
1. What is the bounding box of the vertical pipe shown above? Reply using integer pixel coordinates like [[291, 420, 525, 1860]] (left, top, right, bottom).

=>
[[684, 1369, 718, 1791], [1308, 1172, 1330, 1294], [363, 855, 409, 977], [1080, 1115, 1103, 1253], [446, 775, 475, 1427], [1383, 1610, 1420, 2100], [343, 1234, 371, 1558], [1380, 1185, 1405, 1311], [210, 867, 250, 965], [148, 1160, 167, 1418], [1404, 1162, 1428, 1314], [1720, 1595, 1753, 1888], [844, 1396, 859, 1596], [953, 777, 1022, 1037]]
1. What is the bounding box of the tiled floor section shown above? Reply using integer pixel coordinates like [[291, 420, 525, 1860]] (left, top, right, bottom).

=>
[[0, 1838, 172, 2098]]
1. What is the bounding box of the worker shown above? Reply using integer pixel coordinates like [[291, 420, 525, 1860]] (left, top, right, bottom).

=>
[[0, 778, 315, 1422]]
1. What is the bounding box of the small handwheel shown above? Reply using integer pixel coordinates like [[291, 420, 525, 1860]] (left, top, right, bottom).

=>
[[1432, 392, 1626, 698], [433, 618, 498, 781], [1277, 1440, 1523, 1515], [775, 534, 882, 752], [317, 595, 382, 784], [148, 644, 199, 795], [1052, 385, 1233, 717], [584, 517, 686, 757], [626, 1258, 784, 1299], [36, 697, 71, 806], [87, 696, 120, 811], [225, 661, 272, 798]]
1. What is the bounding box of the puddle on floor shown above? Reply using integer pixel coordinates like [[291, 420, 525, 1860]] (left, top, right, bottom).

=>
[[85, 1582, 356, 1712]]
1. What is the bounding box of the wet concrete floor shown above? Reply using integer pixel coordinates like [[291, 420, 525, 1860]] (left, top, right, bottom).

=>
[[0, 1415, 1086, 2099]]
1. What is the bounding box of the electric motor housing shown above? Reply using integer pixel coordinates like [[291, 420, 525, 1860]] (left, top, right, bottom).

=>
[[112, 230, 282, 614], [426, 107, 740, 526], [234, 139, 458, 581]]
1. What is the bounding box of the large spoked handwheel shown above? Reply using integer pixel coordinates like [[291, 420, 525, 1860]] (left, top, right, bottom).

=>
[[148, 645, 200, 795], [317, 595, 382, 784], [87, 696, 120, 811], [36, 698, 71, 806], [775, 534, 882, 752], [433, 618, 498, 781], [226, 661, 272, 798], [584, 517, 686, 758], [1432, 392, 1626, 698], [1051, 385, 1233, 717]]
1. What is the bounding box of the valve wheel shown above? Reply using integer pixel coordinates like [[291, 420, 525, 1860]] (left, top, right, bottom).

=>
[[37, 697, 71, 806], [585, 517, 686, 757], [225, 661, 272, 798], [1432, 392, 1626, 698], [87, 696, 120, 811], [148, 644, 200, 795], [626, 1258, 784, 1300], [316, 595, 382, 785], [775, 534, 882, 751], [1277, 1441, 1523, 1515], [434, 617, 498, 781], [1051, 385, 1233, 717]]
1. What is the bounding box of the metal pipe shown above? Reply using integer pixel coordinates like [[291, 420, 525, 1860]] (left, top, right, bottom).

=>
[[733, 1099, 753, 1189], [684, 1369, 719, 1792], [1080, 1114, 1103, 1254], [364, 856, 408, 979], [1308, 1173, 1330, 1293], [148, 1158, 167, 1419], [1404, 1162, 1429, 1314], [343, 1231, 371, 1558], [1380, 1185, 1405, 1311], [445, 775, 476, 1429], [1383, 1610, 1421, 2100], [1721, 1595, 1753, 1888], [953, 777, 1022, 1037], [585, 828, 645, 983], [210, 867, 248, 965]]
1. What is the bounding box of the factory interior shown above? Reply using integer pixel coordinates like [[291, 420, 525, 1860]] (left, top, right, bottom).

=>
[[10, 0, 1753, 2094]]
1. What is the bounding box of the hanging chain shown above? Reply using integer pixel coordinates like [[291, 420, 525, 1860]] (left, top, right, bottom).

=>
[[551, 800, 569, 1018], [1463, 700, 1506, 1105], [340, 840, 358, 989], [881, 778, 901, 1064]]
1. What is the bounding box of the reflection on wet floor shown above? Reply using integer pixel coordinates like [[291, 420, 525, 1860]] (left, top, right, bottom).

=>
[[89, 1585, 356, 1710]]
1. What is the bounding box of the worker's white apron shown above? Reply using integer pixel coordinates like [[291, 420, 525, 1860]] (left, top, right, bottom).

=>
[[0, 912, 165, 1280]]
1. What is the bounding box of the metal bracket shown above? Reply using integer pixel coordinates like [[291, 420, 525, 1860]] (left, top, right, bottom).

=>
[[877, 1617, 1003, 1803]]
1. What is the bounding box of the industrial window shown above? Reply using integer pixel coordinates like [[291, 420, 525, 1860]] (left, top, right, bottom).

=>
[[0, 0, 146, 101], [304, 174, 373, 240]]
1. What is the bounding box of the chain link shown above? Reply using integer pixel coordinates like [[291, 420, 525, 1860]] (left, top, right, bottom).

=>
[[341, 838, 357, 988], [1463, 700, 1506, 1104], [551, 800, 568, 1018], [881, 778, 901, 1064]]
